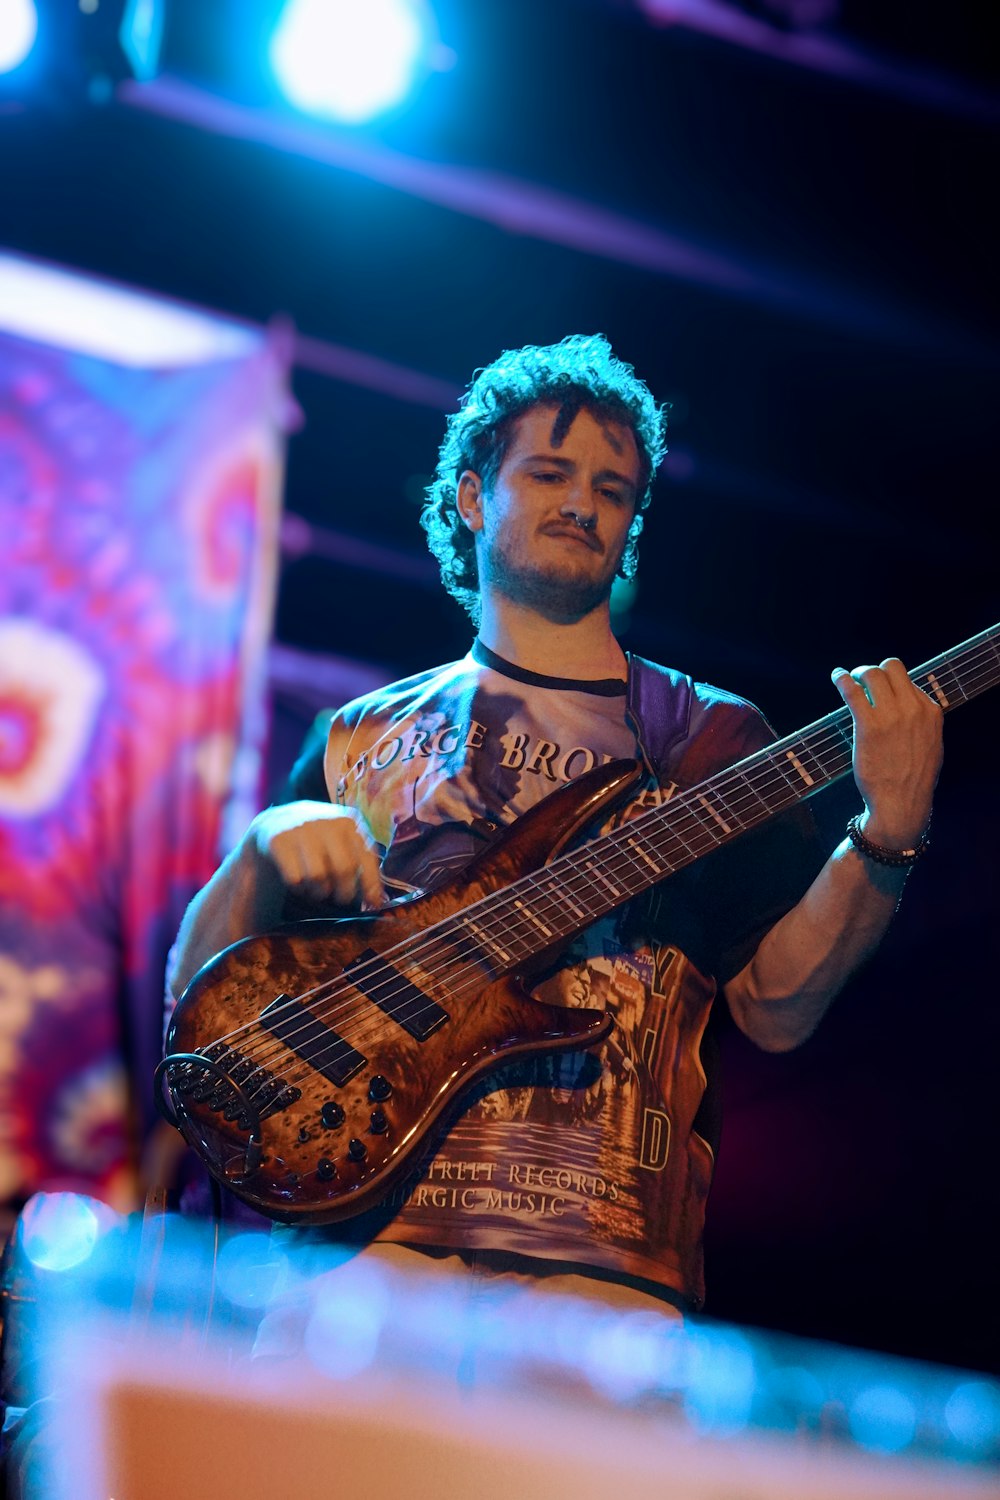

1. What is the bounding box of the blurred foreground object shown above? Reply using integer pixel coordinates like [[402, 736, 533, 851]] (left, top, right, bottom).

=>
[[1, 1190, 997, 1499]]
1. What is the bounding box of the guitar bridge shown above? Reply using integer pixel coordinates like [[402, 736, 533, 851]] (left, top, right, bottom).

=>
[[171, 1043, 301, 1127]]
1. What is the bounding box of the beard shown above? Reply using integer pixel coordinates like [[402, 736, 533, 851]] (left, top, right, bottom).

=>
[[480, 531, 619, 623]]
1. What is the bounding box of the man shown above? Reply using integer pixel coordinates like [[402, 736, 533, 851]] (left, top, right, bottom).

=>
[[169, 334, 942, 1319]]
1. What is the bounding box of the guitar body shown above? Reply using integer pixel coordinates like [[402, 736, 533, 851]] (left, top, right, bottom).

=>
[[162, 759, 641, 1224]]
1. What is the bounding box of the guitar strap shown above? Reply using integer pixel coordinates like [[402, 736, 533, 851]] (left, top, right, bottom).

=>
[[624, 654, 695, 787]]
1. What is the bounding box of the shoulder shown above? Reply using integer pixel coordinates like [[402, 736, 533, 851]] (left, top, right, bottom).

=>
[[690, 680, 776, 740], [326, 656, 476, 777], [280, 658, 469, 805], [334, 657, 472, 734]]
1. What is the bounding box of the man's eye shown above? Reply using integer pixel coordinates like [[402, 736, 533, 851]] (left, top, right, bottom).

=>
[[600, 488, 625, 503], [534, 471, 563, 483]]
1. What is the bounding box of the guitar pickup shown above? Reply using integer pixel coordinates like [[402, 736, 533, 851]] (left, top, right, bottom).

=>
[[344, 950, 448, 1041], [260, 993, 367, 1087]]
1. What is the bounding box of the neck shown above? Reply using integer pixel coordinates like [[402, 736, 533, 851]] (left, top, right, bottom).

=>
[[477, 593, 627, 680]]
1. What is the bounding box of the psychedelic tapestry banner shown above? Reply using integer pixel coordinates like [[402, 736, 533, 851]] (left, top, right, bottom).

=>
[[0, 254, 289, 1213]]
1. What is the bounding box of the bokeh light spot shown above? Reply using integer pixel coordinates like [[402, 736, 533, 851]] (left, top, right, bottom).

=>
[[848, 1382, 918, 1454]]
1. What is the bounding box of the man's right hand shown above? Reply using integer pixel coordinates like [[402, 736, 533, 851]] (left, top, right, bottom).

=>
[[248, 801, 385, 911]]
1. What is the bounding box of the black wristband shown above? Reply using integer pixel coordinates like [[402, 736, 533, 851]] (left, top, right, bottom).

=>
[[846, 814, 930, 868]]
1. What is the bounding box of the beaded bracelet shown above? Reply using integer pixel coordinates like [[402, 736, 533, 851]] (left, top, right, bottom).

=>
[[846, 814, 930, 868]]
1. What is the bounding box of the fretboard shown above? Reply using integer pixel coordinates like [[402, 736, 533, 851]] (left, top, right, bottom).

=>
[[443, 622, 1000, 975]]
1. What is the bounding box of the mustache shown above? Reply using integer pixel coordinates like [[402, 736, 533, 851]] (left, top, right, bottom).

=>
[[539, 521, 603, 554]]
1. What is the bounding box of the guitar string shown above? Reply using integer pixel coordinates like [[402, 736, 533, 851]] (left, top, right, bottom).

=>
[[239, 629, 998, 1075], [213, 699, 957, 1112], [220, 632, 1000, 1058], [207, 639, 997, 1102], [257, 641, 997, 1097], [201, 641, 999, 1093], [182, 641, 999, 1099]]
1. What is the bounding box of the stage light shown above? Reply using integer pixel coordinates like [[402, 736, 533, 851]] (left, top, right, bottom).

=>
[[269, 0, 431, 125], [0, 0, 38, 76], [1, 0, 165, 107], [118, 0, 165, 83]]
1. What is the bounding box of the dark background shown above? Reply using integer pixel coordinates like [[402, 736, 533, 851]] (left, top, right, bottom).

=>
[[3, 0, 997, 1374]]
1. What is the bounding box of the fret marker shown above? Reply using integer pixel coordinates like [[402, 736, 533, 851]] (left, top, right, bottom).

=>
[[465, 919, 509, 965], [785, 750, 815, 787], [513, 899, 553, 939], [584, 860, 623, 899], [926, 672, 950, 709], [545, 880, 586, 920], [696, 793, 732, 834], [626, 837, 660, 872]]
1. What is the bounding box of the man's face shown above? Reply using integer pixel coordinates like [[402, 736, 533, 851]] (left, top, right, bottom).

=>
[[460, 404, 641, 623]]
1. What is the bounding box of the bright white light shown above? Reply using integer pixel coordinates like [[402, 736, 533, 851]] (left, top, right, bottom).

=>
[[0, 0, 38, 75], [270, 0, 428, 125]]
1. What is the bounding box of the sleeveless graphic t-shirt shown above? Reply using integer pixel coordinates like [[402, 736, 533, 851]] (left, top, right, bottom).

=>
[[316, 643, 822, 1309]]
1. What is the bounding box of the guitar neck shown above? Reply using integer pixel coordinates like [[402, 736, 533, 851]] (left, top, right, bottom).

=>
[[452, 623, 1000, 971]]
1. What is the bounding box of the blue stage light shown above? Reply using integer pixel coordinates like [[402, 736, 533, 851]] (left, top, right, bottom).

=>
[[0, 0, 38, 76], [270, 0, 430, 125], [119, 0, 165, 83]]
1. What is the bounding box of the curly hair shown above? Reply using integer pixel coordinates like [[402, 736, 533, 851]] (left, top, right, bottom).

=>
[[420, 334, 668, 622]]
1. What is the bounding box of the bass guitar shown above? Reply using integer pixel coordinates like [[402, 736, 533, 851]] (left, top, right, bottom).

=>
[[158, 623, 999, 1224]]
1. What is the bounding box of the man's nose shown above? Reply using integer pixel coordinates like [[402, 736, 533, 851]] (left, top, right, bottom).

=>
[[559, 488, 596, 524]]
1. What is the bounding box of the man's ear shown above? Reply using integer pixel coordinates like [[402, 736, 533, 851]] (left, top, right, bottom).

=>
[[456, 471, 484, 532]]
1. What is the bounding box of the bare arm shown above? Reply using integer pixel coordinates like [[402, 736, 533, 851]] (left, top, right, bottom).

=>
[[724, 657, 943, 1052], [168, 723, 383, 1000]]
